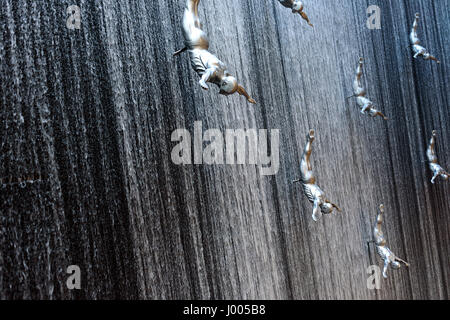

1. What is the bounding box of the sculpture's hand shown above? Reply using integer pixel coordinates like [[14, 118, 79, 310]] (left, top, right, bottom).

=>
[[199, 79, 209, 90]]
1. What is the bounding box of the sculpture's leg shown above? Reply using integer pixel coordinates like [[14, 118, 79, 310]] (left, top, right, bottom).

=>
[[300, 130, 315, 183], [427, 132, 437, 163], [192, 0, 201, 28], [411, 14, 420, 44], [183, 0, 203, 40], [173, 47, 187, 56]]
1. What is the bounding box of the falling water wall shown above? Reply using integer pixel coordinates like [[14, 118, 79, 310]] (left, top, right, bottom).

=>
[[0, 0, 449, 300]]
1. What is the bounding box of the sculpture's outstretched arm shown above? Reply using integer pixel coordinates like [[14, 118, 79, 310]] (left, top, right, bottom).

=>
[[237, 85, 256, 104], [199, 68, 215, 90], [431, 172, 439, 184], [382, 260, 389, 279], [312, 199, 322, 222], [299, 11, 313, 27]]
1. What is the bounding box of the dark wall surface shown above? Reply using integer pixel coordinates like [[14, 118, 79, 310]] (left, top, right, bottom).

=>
[[0, 0, 449, 300]]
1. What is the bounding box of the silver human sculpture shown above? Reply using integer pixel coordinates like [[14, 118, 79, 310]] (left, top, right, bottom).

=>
[[410, 13, 440, 63], [372, 204, 409, 279], [277, 1, 313, 27], [293, 130, 341, 221], [350, 58, 388, 120], [174, 0, 256, 104], [427, 130, 449, 184]]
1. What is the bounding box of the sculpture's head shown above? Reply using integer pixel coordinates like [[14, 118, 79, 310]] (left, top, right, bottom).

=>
[[320, 201, 341, 214], [219, 76, 238, 95], [320, 203, 334, 214], [391, 261, 401, 269], [292, 1, 304, 13]]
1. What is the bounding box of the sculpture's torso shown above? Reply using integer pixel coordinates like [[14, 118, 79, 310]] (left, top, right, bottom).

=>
[[302, 182, 325, 204], [376, 245, 396, 263], [429, 162, 444, 174], [412, 44, 427, 56], [356, 96, 372, 107], [184, 26, 227, 86]]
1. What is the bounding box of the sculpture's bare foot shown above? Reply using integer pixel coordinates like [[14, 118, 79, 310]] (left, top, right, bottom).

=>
[[248, 98, 256, 104], [308, 129, 315, 140]]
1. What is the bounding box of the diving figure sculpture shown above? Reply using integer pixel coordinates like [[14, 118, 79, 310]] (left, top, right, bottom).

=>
[[427, 130, 448, 184], [277, 1, 313, 27], [174, 0, 256, 104], [372, 205, 409, 279], [410, 13, 440, 63], [350, 58, 388, 120], [293, 130, 341, 222]]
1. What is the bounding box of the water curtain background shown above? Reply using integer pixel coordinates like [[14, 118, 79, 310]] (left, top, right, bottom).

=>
[[0, 0, 449, 299]]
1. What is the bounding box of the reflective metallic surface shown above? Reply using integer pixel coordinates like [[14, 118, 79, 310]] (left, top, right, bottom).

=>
[[175, 0, 256, 103], [293, 130, 341, 222], [352, 58, 388, 120], [373, 205, 409, 279], [278, 0, 313, 26], [410, 13, 440, 63], [427, 131, 449, 184]]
